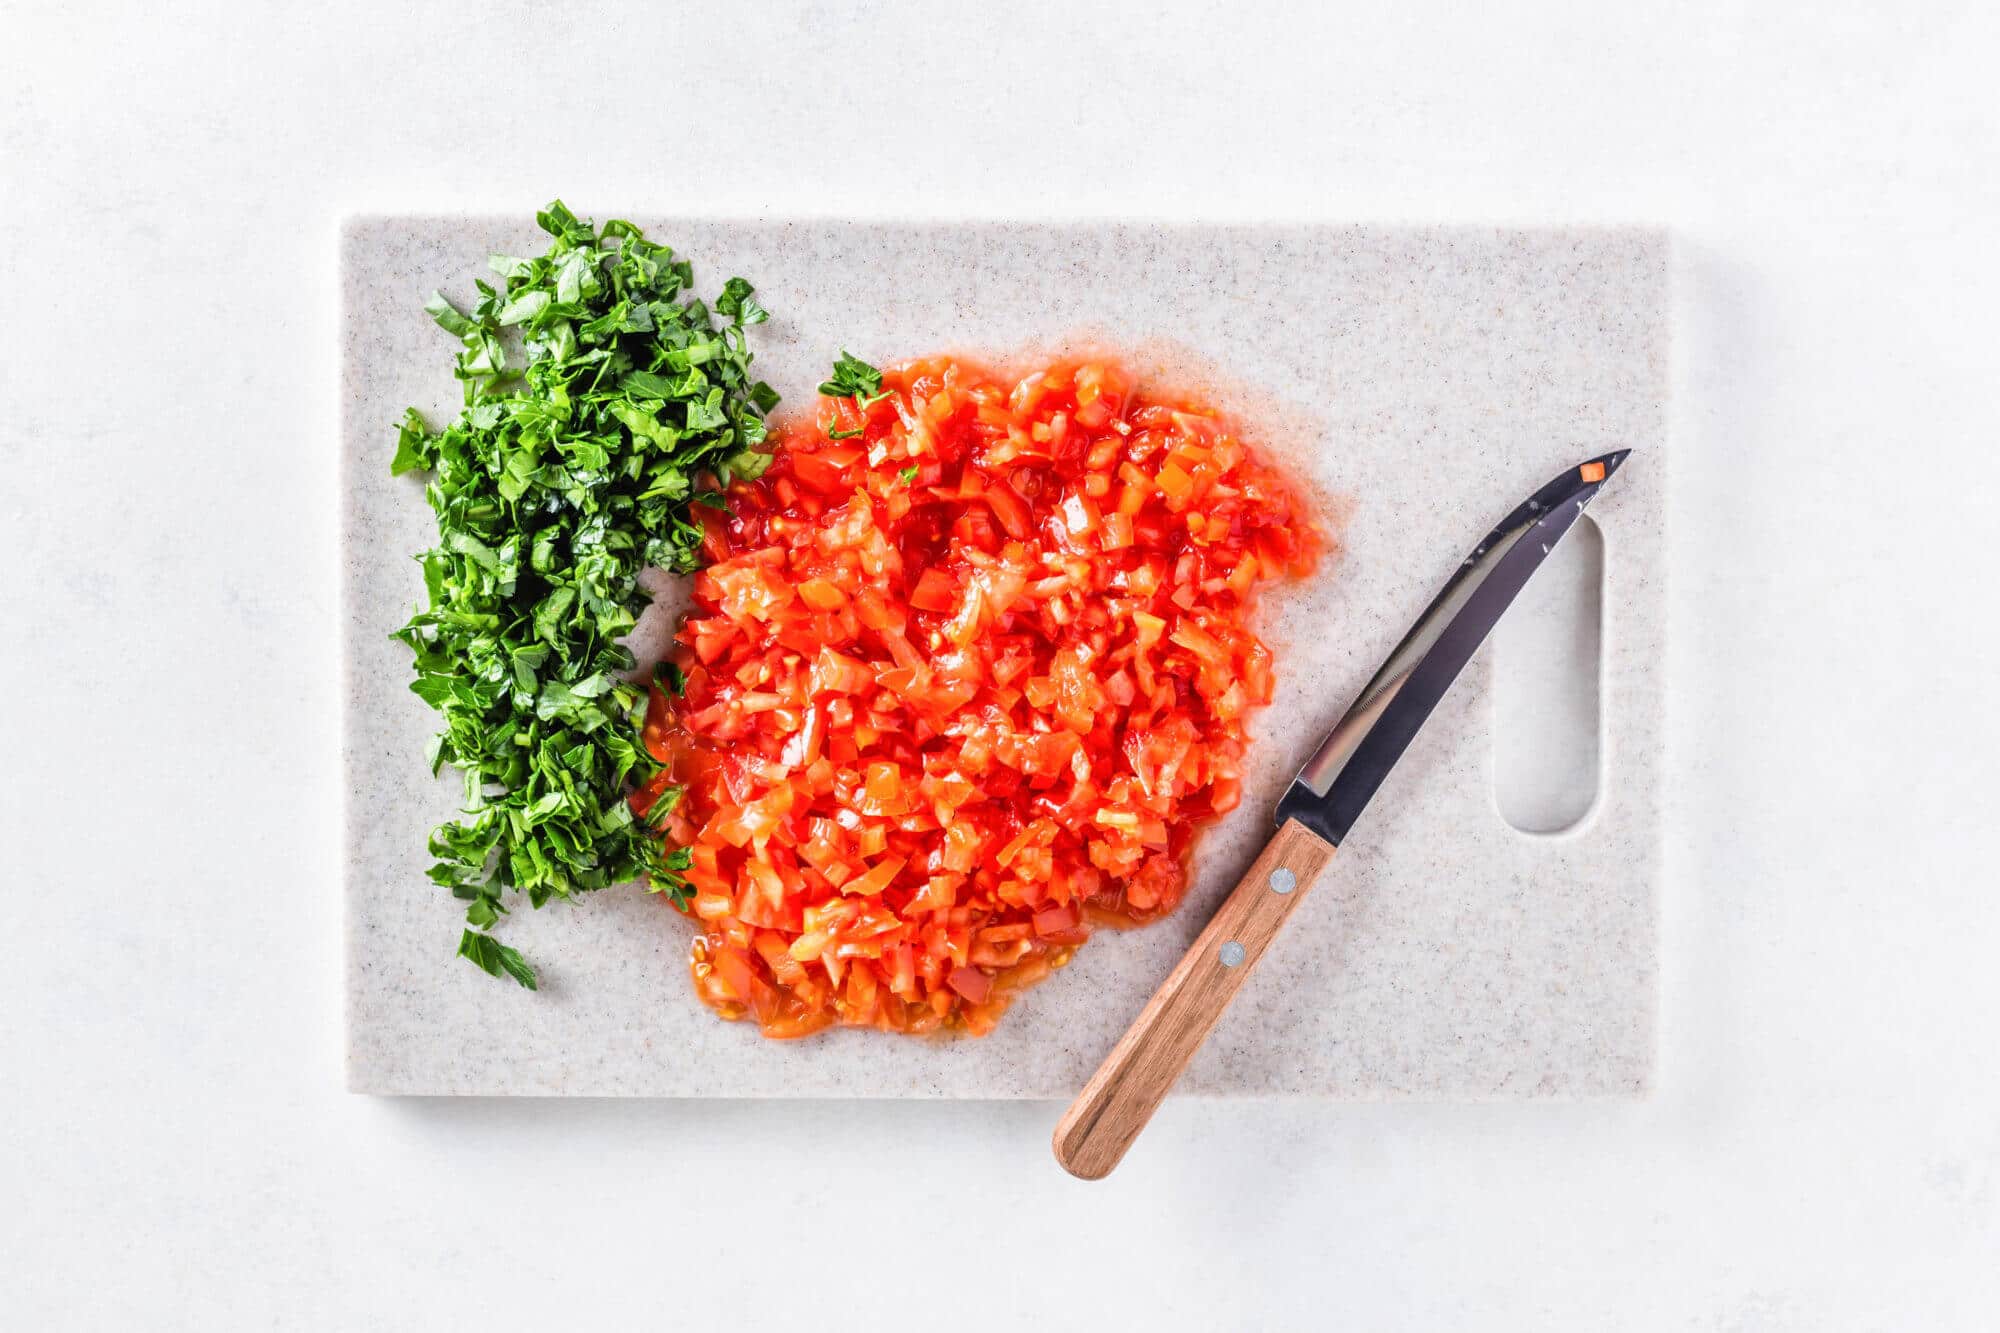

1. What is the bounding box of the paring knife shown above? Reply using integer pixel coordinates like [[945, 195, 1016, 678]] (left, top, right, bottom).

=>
[[1052, 451, 1631, 1179]]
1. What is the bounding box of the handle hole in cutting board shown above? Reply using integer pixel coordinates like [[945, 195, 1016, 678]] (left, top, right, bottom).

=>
[[1493, 514, 1604, 834]]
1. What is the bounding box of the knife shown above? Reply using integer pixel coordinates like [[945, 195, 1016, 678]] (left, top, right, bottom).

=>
[[1052, 451, 1630, 1179]]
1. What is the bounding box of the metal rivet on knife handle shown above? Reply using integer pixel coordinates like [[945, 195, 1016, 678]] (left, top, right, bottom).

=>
[[1217, 941, 1246, 967], [1268, 868, 1297, 894]]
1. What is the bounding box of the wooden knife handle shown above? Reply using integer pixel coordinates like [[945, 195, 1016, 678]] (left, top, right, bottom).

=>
[[1052, 818, 1336, 1179]]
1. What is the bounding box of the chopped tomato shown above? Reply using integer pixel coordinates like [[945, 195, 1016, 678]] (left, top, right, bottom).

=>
[[909, 567, 958, 612], [946, 965, 993, 1005], [639, 355, 1322, 1037]]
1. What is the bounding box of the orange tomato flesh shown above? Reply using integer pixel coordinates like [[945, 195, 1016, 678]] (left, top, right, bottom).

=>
[[636, 356, 1322, 1038]]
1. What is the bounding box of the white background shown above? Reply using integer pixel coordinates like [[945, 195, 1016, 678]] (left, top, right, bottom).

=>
[[4, 2, 1996, 1328]]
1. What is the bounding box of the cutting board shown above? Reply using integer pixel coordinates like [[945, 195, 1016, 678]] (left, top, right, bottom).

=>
[[342, 218, 1666, 1097]]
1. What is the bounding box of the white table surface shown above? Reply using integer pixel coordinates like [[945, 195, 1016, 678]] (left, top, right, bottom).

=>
[[4, 2, 1995, 1328]]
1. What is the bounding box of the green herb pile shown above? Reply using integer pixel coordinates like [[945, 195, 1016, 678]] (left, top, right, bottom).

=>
[[391, 201, 777, 989]]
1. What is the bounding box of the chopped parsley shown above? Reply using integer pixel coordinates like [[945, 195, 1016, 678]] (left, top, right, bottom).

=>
[[817, 350, 882, 399], [457, 930, 538, 989], [391, 201, 777, 987]]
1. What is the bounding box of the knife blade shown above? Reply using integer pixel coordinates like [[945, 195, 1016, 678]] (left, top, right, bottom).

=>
[[1276, 449, 1629, 847], [1053, 451, 1630, 1179]]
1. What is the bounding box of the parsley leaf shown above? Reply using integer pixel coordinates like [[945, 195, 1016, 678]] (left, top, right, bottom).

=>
[[457, 929, 539, 990], [714, 276, 768, 326], [817, 350, 882, 399], [644, 786, 685, 828], [394, 202, 777, 986], [826, 424, 865, 441], [898, 464, 919, 484]]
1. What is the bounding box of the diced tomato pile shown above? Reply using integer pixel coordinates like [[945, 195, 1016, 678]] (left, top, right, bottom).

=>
[[634, 356, 1321, 1037]]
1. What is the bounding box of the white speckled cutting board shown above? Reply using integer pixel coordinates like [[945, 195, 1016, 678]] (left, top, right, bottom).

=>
[[342, 218, 1666, 1097]]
